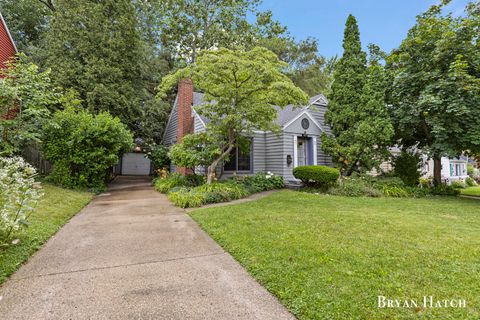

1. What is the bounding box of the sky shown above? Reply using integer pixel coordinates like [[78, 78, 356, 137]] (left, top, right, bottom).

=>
[[257, 0, 471, 57]]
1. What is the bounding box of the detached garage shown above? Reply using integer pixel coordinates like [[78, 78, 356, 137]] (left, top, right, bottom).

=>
[[119, 152, 152, 176]]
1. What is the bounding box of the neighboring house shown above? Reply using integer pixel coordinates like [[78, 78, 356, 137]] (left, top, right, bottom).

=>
[[421, 156, 469, 183], [0, 12, 18, 121], [163, 79, 332, 182], [0, 12, 17, 73]]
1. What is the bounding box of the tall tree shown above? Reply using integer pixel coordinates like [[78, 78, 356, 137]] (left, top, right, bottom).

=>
[[0, 0, 52, 53], [42, 0, 145, 131], [387, 1, 480, 185], [321, 15, 393, 175], [157, 47, 309, 183], [159, 0, 261, 63]]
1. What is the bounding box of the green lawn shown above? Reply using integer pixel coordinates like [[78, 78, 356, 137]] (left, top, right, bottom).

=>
[[0, 184, 93, 284], [461, 186, 480, 197], [191, 190, 480, 319]]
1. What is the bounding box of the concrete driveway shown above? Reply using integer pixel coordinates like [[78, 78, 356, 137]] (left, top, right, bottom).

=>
[[0, 176, 294, 320]]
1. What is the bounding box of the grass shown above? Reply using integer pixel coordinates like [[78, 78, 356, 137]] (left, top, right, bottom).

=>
[[0, 183, 93, 284], [191, 190, 480, 319], [461, 186, 480, 197]]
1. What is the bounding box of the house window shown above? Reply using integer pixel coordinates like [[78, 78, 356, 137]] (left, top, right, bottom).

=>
[[451, 163, 464, 176], [224, 141, 252, 172]]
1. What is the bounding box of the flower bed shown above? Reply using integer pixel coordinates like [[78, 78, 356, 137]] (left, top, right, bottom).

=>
[[154, 172, 283, 208]]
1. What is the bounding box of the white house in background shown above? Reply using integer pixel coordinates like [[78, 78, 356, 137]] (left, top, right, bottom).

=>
[[421, 156, 469, 183]]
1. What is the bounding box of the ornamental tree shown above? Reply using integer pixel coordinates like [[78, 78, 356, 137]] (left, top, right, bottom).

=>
[[158, 47, 308, 183], [321, 15, 393, 175], [387, 1, 480, 185]]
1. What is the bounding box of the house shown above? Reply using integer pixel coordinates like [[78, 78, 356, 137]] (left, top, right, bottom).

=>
[[0, 12, 17, 74], [163, 79, 332, 181], [421, 156, 469, 183], [0, 12, 18, 120]]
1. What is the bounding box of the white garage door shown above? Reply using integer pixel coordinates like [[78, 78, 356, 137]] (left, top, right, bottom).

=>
[[121, 153, 151, 175]]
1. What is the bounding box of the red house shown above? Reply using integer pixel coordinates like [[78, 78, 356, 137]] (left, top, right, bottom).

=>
[[0, 12, 17, 75], [0, 12, 18, 120]]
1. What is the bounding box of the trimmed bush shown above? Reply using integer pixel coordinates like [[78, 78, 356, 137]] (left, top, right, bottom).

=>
[[42, 108, 133, 190], [393, 151, 421, 187], [293, 165, 340, 188]]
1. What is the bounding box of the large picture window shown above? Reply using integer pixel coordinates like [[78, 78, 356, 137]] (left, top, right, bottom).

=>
[[224, 140, 252, 172]]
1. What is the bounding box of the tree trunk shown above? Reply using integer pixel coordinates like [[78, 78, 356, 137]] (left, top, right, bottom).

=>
[[207, 144, 235, 184], [433, 156, 442, 186]]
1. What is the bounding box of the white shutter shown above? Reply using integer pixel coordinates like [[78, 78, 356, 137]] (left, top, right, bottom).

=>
[[312, 136, 317, 165]]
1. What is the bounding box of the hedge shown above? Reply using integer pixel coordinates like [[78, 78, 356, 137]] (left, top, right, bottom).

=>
[[293, 165, 340, 187]]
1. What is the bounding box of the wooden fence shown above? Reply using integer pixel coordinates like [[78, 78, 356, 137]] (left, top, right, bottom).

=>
[[22, 143, 52, 175]]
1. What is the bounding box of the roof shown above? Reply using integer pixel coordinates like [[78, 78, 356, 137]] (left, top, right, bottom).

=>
[[0, 12, 17, 72], [192, 92, 328, 128]]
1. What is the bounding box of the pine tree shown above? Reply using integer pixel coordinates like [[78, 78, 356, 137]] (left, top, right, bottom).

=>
[[43, 0, 145, 130], [321, 15, 393, 175]]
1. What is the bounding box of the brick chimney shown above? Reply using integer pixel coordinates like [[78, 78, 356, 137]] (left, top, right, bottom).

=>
[[176, 78, 194, 175]]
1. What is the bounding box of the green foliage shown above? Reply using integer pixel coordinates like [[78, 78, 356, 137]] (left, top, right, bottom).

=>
[[158, 47, 308, 183], [233, 172, 284, 193], [381, 186, 409, 198], [147, 145, 170, 170], [293, 165, 340, 188], [0, 54, 75, 155], [467, 164, 474, 176], [387, 2, 480, 185], [42, 0, 148, 132], [451, 180, 467, 189], [392, 151, 422, 187], [328, 178, 382, 197], [322, 17, 393, 175], [419, 177, 432, 188], [154, 173, 204, 193], [167, 187, 205, 208], [42, 108, 133, 190], [465, 177, 477, 187], [429, 185, 460, 196], [0, 157, 43, 245], [168, 133, 221, 169]]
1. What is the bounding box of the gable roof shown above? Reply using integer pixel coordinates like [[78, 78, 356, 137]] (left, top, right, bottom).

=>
[[192, 92, 328, 129], [0, 12, 17, 71]]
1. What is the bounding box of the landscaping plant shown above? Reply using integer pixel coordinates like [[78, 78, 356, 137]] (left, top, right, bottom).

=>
[[42, 108, 133, 190], [392, 150, 421, 187], [293, 165, 340, 188], [0, 157, 43, 246]]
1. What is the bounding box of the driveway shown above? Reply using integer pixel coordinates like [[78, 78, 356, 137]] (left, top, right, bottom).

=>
[[0, 176, 294, 320]]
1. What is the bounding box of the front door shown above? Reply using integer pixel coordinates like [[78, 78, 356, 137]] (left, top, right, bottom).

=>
[[297, 137, 308, 166]]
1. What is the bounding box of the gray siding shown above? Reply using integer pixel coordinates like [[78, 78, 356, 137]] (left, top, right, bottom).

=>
[[163, 98, 178, 146], [193, 113, 205, 133], [265, 132, 286, 177]]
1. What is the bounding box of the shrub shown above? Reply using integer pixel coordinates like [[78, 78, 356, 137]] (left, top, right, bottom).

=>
[[393, 151, 421, 187], [42, 108, 133, 190], [328, 178, 382, 197], [429, 185, 460, 196], [467, 164, 474, 176], [196, 182, 249, 202], [167, 187, 204, 208], [154, 173, 205, 193], [0, 157, 43, 245], [419, 177, 432, 188], [465, 177, 477, 187], [147, 144, 170, 170], [293, 165, 340, 188], [235, 172, 284, 193], [382, 186, 409, 197], [370, 176, 405, 189], [154, 173, 186, 193], [451, 180, 466, 189]]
